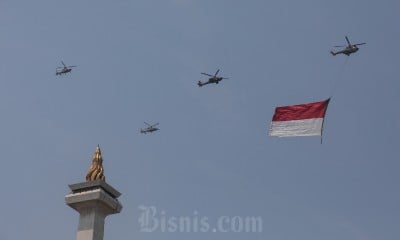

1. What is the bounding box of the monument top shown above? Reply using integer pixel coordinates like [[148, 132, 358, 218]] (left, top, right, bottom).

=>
[[86, 145, 106, 182], [68, 145, 121, 198]]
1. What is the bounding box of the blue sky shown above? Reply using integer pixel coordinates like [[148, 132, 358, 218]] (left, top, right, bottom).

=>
[[0, 0, 399, 240]]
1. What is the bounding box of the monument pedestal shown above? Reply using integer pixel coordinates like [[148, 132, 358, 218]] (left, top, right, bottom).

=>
[[65, 180, 122, 240]]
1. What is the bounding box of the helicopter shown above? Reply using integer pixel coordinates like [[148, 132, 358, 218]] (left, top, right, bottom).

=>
[[198, 69, 228, 87], [330, 36, 366, 56], [56, 61, 76, 75], [140, 122, 159, 134]]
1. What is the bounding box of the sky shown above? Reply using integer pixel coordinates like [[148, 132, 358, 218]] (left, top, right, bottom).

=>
[[0, 0, 399, 240]]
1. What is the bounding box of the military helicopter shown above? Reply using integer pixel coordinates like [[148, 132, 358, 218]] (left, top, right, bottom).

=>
[[330, 36, 366, 56], [198, 69, 228, 87], [56, 61, 76, 75], [140, 122, 159, 134]]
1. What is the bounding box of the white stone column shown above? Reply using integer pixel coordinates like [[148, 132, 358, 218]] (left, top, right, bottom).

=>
[[65, 180, 123, 240]]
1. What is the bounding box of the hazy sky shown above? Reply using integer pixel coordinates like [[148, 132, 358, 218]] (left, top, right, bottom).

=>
[[1, 1, 399, 240]]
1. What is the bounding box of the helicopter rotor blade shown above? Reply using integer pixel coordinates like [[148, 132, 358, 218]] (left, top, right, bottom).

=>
[[354, 43, 366, 46], [214, 69, 220, 77], [152, 123, 159, 127], [345, 36, 351, 46], [144, 122, 151, 126], [333, 45, 345, 48], [68, 66, 77, 68], [61, 61, 66, 67], [201, 72, 213, 77]]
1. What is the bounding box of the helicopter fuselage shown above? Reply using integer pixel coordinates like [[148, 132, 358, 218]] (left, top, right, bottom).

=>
[[198, 77, 223, 87], [331, 45, 359, 56], [56, 68, 72, 75], [208, 77, 223, 83], [342, 46, 359, 55], [141, 127, 159, 134]]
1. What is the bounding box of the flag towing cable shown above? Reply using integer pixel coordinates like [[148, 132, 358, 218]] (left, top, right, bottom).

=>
[[269, 98, 330, 139]]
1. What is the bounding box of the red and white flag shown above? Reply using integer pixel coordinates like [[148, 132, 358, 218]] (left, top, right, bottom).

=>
[[269, 99, 330, 137]]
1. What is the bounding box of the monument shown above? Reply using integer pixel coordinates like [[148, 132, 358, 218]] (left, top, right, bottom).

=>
[[65, 145, 123, 240]]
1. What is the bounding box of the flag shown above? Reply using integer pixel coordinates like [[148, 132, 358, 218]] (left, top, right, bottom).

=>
[[269, 98, 330, 137]]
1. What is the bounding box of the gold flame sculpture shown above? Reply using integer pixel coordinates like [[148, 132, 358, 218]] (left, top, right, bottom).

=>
[[86, 145, 106, 182]]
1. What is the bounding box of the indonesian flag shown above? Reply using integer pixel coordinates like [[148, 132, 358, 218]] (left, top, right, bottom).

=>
[[269, 99, 330, 137]]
